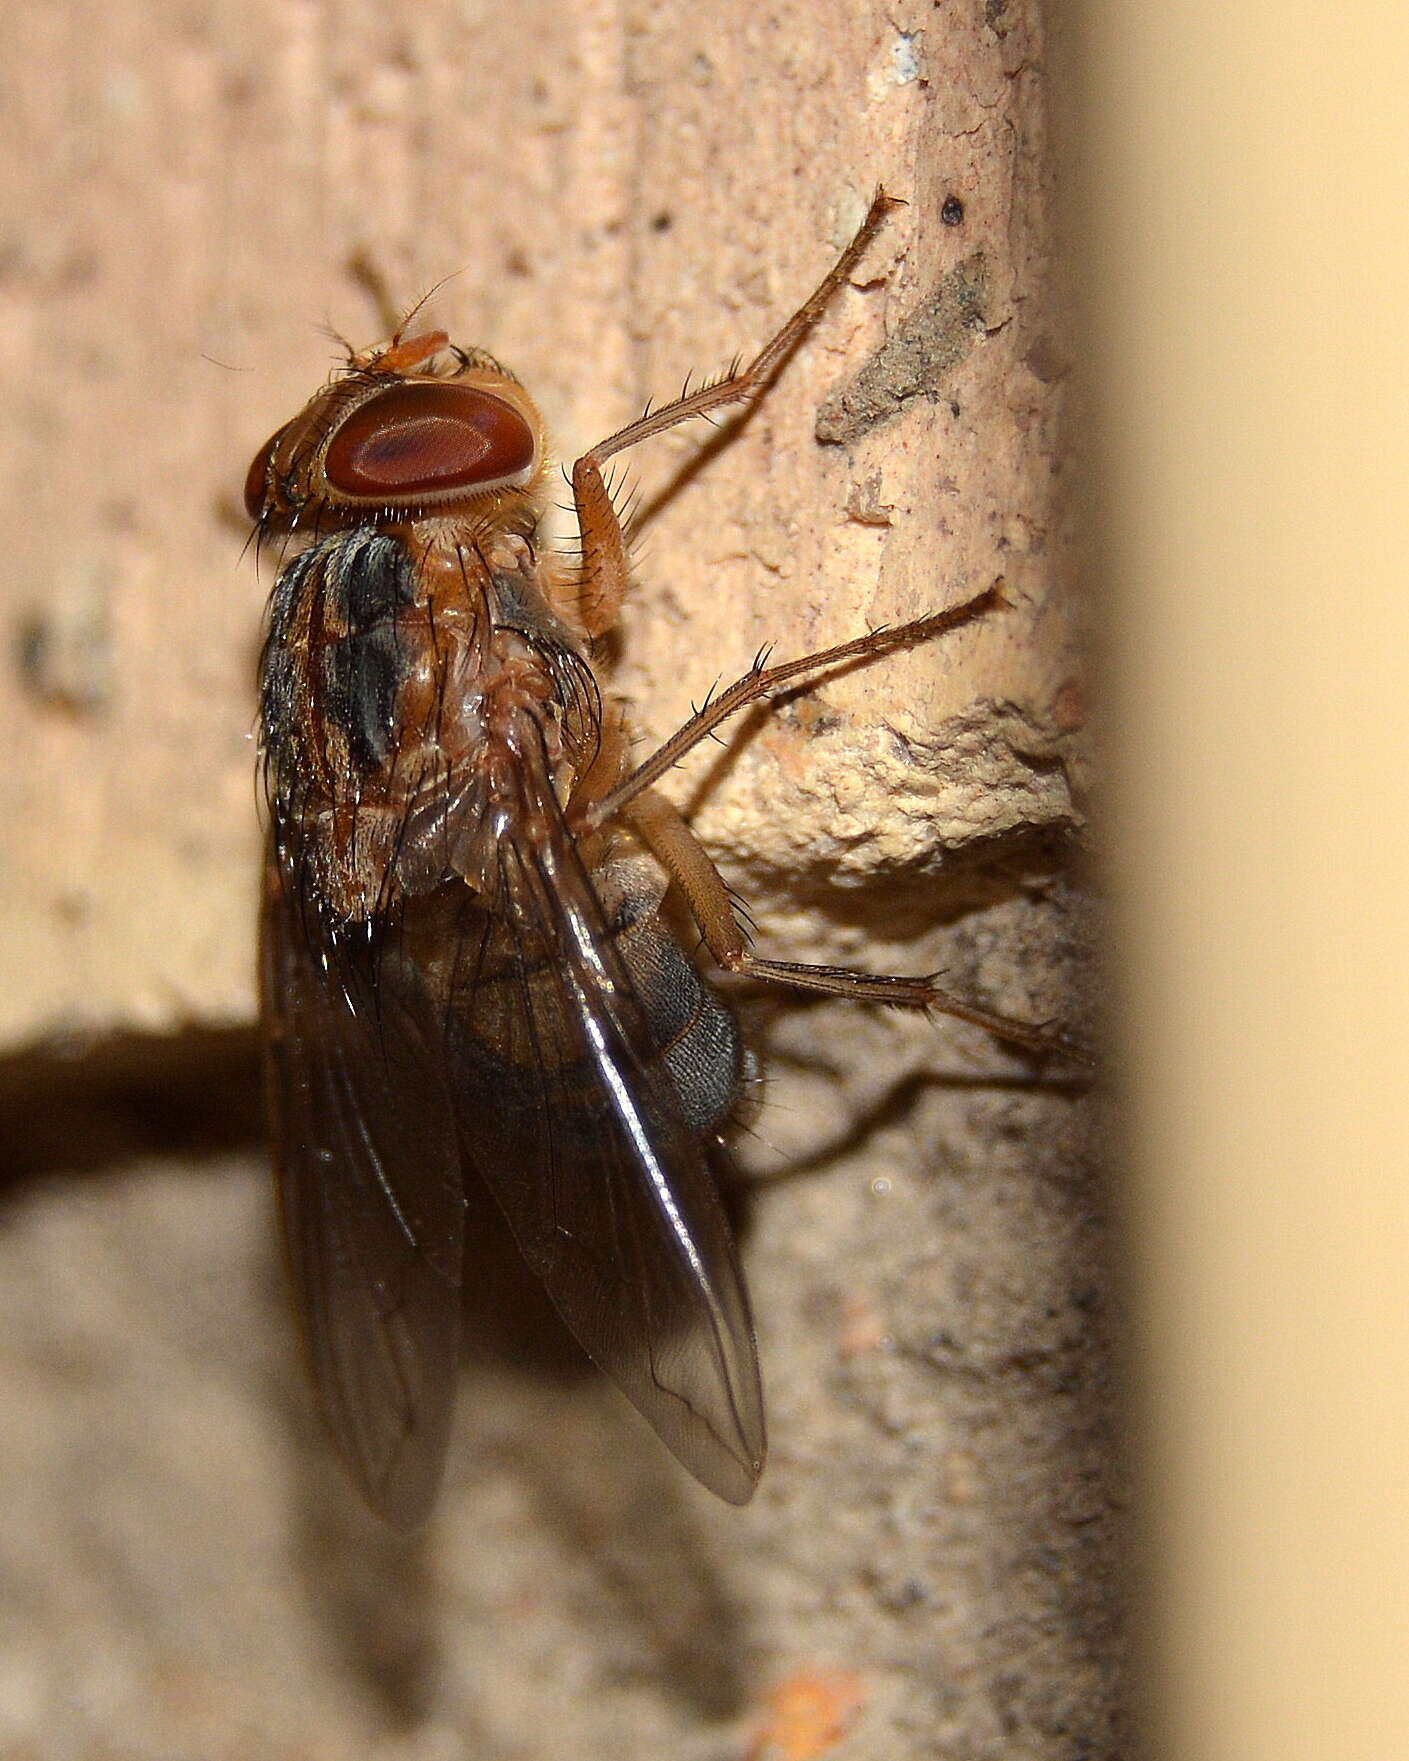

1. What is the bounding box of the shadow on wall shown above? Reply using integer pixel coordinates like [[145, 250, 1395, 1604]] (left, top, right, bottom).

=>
[[0, 1025, 267, 1188], [0, 1025, 755, 1736]]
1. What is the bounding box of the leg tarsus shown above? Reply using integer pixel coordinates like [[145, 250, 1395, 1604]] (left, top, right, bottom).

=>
[[579, 191, 903, 472], [720, 953, 1093, 1067]]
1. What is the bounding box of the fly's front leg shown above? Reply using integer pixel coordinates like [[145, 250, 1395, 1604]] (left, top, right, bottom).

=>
[[623, 789, 1092, 1068], [568, 191, 903, 638]]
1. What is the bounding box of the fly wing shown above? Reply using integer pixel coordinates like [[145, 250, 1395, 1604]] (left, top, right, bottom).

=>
[[260, 851, 466, 1530], [435, 760, 765, 1504]]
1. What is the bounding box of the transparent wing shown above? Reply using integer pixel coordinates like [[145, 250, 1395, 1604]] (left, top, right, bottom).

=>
[[428, 754, 766, 1504], [260, 853, 466, 1530], [263, 717, 763, 1512]]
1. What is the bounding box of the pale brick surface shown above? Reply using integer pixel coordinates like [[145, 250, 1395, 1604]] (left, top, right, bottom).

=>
[[0, 5, 1117, 1757]]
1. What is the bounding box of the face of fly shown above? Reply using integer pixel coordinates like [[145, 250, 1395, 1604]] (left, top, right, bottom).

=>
[[244, 329, 552, 539]]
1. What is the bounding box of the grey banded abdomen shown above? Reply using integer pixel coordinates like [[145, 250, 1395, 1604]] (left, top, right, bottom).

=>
[[614, 900, 742, 1137]]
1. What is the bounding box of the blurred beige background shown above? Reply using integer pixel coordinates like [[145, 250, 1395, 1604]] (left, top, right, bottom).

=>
[[1078, 2, 1409, 1758]]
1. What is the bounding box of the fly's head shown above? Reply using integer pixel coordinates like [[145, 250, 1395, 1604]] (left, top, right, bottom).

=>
[[245, 329, 549, 541]]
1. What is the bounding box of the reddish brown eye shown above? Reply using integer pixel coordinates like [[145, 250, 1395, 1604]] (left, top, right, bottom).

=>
[[323, 383, 536, 501], [244, 428, 284, 518]]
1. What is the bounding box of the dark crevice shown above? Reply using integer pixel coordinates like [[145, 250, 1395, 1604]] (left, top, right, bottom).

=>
[[711, 819, 1090, 942]]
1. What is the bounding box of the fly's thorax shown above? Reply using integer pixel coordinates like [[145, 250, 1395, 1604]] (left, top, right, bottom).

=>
[[259, 525, 604, 923], [260, 530, 425, 801]]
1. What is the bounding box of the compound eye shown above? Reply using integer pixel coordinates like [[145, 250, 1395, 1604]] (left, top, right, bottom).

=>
[[244, 428, 284, 519], [322, 382, 537, 501]]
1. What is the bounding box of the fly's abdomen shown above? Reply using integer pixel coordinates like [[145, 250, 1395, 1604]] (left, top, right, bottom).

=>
[[613, 888, 744, 1138], [423, 865, 745, 1149]]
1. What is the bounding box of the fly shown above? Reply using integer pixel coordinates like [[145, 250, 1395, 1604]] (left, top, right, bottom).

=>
[[246, 192, 1083, 1529]]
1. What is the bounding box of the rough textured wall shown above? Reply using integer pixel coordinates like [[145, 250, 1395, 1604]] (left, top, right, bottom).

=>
[[0, 3, 1118, 1758]]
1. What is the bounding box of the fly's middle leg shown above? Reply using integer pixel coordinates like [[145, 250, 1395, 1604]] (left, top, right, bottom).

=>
[[582, 579, 1005, 829]]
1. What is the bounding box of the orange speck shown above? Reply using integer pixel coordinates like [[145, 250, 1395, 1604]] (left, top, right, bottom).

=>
[[747, 1667, 867, 1761], [838, 1294, 886, 1358], [1051, 676, 1089, 732]]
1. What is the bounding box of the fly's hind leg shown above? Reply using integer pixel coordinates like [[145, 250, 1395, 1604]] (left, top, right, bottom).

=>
[[623, 788, 1091, 1068], [567, 190, 903, 638]]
